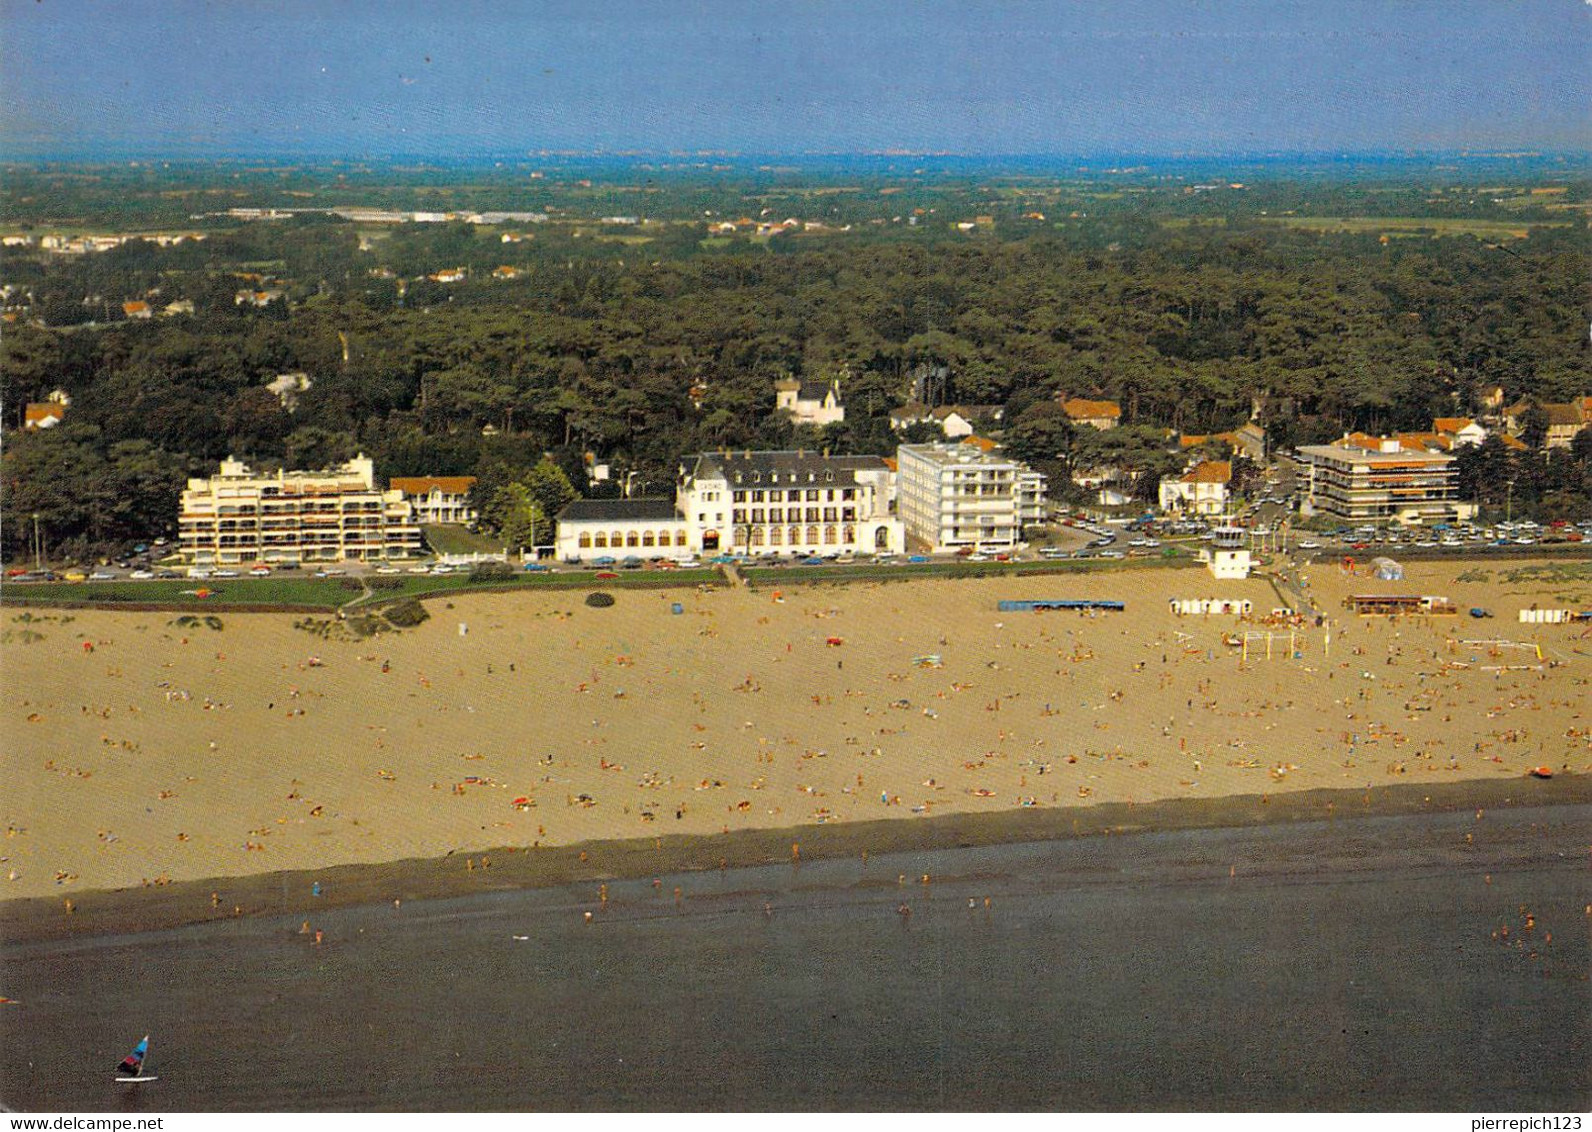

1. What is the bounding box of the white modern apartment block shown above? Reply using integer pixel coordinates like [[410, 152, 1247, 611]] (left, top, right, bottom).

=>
[[1297, 437, 1476, 525], [895, 442, 1048, 552], [179, 455, 423, 566], [680, 449, 901, 557]]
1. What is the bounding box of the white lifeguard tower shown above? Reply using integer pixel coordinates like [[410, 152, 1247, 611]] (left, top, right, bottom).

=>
[[1201, 525, 1252, 579]]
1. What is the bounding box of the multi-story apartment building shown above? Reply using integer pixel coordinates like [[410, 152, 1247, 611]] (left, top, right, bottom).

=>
[[179, 455, 423, 566], [1296, 437, 1475, 525], [896, 442, 1048, 552]]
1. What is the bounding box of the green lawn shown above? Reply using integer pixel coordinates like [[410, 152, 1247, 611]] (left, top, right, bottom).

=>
[[740, 553, 1195, 588], [421, 525, 504, 556], [2, 577, 351, 609], [2, 568, 727, 612]]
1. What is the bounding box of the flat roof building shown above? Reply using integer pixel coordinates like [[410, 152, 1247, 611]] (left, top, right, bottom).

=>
[[179, 455, 422, 566], [1297, 437, 1475, 525], [896, 442, 1047, 553]]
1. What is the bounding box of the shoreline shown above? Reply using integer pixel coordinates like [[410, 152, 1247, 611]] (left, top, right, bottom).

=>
[[4, 774, 1583, 946]]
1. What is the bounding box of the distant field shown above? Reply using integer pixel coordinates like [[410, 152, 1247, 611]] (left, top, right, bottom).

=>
[[1258, 216, 1572, 239]]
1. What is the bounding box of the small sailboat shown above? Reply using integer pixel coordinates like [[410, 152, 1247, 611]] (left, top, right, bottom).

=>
[[114, 1035, 157, 1083]]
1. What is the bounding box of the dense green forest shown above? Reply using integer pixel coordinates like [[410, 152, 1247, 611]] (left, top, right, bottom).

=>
[[2, 161, 1588, 561]]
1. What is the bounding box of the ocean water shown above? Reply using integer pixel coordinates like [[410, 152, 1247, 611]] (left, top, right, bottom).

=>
[[2, 804, 1587, 1112]]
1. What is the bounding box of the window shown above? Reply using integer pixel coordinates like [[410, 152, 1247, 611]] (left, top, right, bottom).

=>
[[579, 533, 592, 548], [642, 531, 655, 547], [807, 490, 819, 502], [733, 491, 746, 503], [611, 531, 624, 546], [770, 527, 783, 545], [823, 525, 837, 545], [675, 531, 688, 547], [752, 490, 765, 503], [823, 508, 837, 522], [806, 525, 819, 544], [842, 507, 855, 521], [844, 524, 855, 543], [788, 526, 801, 546], [594, 533, 607, 548], [788, 490, 802, 502], [750, 527, 764, 546], [842, 488, 856, 501], [805, 508, 820, 522], [769, 507, 782, 523], [733, 510, 746, 524], [752, 509, 764, 523]]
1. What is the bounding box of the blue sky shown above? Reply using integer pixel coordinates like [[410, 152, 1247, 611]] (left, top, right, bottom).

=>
[[2, 0, 1587, 158]]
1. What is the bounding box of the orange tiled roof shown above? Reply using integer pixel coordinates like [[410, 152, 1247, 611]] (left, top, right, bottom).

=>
[[1061, 397, 1121, 420], [1432, 417, 1475, 433], [961, 435, 1000, 453], [24, 403, 65, 427], [1394, 432, 1451, 452], [389, 476, 477, 495], [1338, 432, 1385, 450], [1181, 460, 1231, 484]]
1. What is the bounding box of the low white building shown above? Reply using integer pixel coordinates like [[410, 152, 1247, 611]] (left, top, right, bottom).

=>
[[896, 442, 1047, 553], [1200, 527, 1252, 580], [555, 498, 688, 560]]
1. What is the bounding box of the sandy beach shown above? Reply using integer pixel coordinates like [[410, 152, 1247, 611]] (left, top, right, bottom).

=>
[[5, 557, 1590, 910]]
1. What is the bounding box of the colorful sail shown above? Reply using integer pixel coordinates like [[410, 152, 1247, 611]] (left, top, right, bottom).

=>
[[117, 1036, 148, 1077]]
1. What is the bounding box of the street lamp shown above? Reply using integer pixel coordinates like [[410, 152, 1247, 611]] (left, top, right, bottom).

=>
[[32, 513, 42, 572], [1505, 479, 1516, 525]]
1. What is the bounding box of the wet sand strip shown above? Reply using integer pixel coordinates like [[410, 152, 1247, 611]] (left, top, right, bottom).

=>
[[4, 774, 1584, 946]]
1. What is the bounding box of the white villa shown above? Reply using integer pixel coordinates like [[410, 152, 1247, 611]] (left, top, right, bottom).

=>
[[1158, 460, 1231, 516], [775, 376, 846, 426], [389, 476, 478, 525]]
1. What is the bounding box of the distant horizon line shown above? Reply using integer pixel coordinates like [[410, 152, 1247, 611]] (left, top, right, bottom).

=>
[[4, 147, 1589, 169]]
